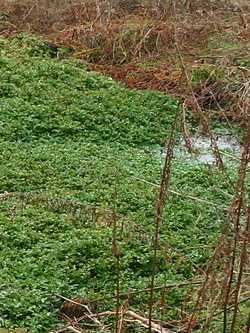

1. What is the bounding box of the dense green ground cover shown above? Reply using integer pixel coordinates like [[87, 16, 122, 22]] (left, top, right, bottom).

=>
[[0, 35, 246, 332]]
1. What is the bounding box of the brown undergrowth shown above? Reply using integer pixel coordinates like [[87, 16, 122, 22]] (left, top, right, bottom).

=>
[[0, 1, 249, 125]]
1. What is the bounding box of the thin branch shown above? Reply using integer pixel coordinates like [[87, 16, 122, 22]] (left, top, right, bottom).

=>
[[224, 124, 250, 333], [127, 310, 174, 333], [131, 176, 228, 211], [63, 280, 202, 306], [148, 114, 179, 332]]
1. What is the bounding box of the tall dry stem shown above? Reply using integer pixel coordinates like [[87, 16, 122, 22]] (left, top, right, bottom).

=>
[[111, 177, 122, 333], [227, 124, 250, 333], [171, 0, 225, 170], [148, 114, 179, 332]]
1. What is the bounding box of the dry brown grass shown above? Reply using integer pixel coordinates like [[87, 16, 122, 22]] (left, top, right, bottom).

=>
[[1, 1, 249, 122]]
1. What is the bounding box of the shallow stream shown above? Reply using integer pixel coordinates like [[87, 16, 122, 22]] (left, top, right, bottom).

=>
[[161, 133, 242, 166]]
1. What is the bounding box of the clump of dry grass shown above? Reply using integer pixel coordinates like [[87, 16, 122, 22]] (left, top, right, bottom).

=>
[[186, 68, 250, 125], [1, 1, 248, 123], [1, 0, 248, 51]]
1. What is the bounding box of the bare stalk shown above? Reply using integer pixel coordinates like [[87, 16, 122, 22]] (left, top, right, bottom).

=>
[[148, 114, 179, 332], [223, 124, 250, 333], [246, 311, 250, 333], [171, 0, 224, 170], [230, 207, 250, 333], [112, 179, 122, 333]]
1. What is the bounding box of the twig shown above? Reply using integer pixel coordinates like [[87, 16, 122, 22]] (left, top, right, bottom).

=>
[[22, 3, 36, 22], [224, 124, 250, 333], [230, 206, 250, 332], [198, 297, 250, 325], [55, 294, 89, 310], [131, 177, 228, 210], [111, 177, 121, 333], [172, 0, 224, 170], [55, 294, 104, 329], [246, 311, 250, 333], [186, 231, 231, 332], [117, 295, 130, 333], [133, 25, 155, 57], [53, 326, 83, 333], [66, 326, 83, 333], [56, 280, 202, 306], [126, 310, 174, 333], [148, 114, 178, 332]]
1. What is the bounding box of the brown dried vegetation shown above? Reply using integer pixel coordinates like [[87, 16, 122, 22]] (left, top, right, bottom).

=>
[[1, 0, 246, 123]]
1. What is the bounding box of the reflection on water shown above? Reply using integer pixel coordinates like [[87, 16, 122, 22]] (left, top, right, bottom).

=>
[[162, 134, 242, 165]]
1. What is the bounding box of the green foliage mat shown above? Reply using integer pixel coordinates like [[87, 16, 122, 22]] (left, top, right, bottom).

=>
[[0, 35, 178, 145], [0, 35, 247, 332]]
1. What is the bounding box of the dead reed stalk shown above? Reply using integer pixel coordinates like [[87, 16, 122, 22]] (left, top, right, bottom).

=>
[[225, 122, 250, 333], [148, 113, 179, 332]]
